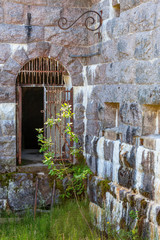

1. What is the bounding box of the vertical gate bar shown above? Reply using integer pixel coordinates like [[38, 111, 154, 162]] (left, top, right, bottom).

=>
[[54, 88, 57, 159], [44, 86, 47, 138], [60, 89, 62, 160], [18, 86, 22, 165]]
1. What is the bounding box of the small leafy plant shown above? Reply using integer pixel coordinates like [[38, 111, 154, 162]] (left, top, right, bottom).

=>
[[37, 103, 92, 199]]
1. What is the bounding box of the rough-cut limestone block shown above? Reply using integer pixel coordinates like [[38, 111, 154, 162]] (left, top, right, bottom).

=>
[[0, 71, 16, 86], [89, 202, 105, 231], [12, 48, 28, 66], [120, 102, 142, 127], [91, 136, 99, 158], [25, 6, 60, 26], [0, 103, 15, 121], [97, 137, 120, 182], [134, 31, 154, 60], [4, 2, 24, 24], [104, 128, 119, 141], [0, 87, 15, 103], [0, 199, 7, 210], [118, 124, 141, 145], [3, 58, 21, 75], [120, 0, 149, 12], [0, 120, 15, 137], [86, 154, 97, 174], [112, 0, 119, 7], [27, 42, 51, 59], [45, 26, 88, 47], [104, 139, 114, 161], [118, 166, 135, 189], [85, 134, 94, 155], [138, 85, 160, 105], [74, 119, 84, 135], [135, 60, 157, 85], [0, 44, 11, 64], [86, 120, 101, 137], [0, 24, 44, 44], [140, 135, 160, 151], [120, 143, 136, 168], [74, 103, 85, 120], [117, 35, 135, 61]]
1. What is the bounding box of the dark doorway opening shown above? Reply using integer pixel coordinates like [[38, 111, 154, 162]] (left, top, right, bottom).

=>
[[21, 87, 44, 164]]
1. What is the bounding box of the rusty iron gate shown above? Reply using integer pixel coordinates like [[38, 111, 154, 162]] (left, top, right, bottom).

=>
[[16, 57, 73, 165]]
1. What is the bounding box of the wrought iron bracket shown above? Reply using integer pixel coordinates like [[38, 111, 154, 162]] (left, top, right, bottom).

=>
[[58, 10, 103, 31], [25, 13, 32, 39]]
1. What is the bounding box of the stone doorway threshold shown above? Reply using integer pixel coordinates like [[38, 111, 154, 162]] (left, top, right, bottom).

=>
[[21, 149, 44, 166]]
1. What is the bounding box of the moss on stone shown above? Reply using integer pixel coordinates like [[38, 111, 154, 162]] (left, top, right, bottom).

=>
[[0, 173, 15, 187]]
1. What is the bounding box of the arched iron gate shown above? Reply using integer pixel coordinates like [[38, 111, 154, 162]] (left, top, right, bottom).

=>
[[16, 57, 73, 165]]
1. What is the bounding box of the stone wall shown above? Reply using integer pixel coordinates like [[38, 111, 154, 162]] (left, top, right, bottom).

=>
[[0, 0, 160, 238], [0, 0, 92, 171], [73, 0, 160, 239]]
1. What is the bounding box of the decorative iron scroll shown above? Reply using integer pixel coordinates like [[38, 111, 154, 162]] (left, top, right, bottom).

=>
[[58, 10, 102, 31]]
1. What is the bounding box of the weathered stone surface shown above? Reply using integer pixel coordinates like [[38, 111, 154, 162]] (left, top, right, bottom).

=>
[[71, 73, 84, 86], [0, 87, 15, 103], [0, 103, 15, 121], [0, 7, 3, 23], [0, 44, 11, 64], [120, 0, 149, 12], [86, 100, 98, 120], [86, 154, 97, 174], [134, 31, 154, 60], [74, 103, 85, 119], [27, 42, 51, 59], [104, 128, 119, 141], [140, 173, 155, 200], [85, 134, 94, 154], [120, 143, 136, 169], [26, 6, 60, 26], [0, 199, 7, 210], [74, 119, 84, 135], [0, 24, 44, 43], [0, 71, 16, 86], [104, 139, 114, 161], [13, 48, 29, 66], [8, 173, 34, 211], [45, 26, 88, 46], [86, 120, 101, 136], [0, 120, 15, 136], [9, 0, 47, 5], [3, 58, 21, 75], [135, 60, 157, 85], [118, 167, 135, 189], [120, 102, 142, 126], [4, 2, 24, 24], [119, 124, 141, 144], [91, 136, 99, 158]]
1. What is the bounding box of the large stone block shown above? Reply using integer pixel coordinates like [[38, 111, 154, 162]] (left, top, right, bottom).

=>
[[134, 31, 154, 60], [13, 47, 29, 66], [118, 166, 135, 189], [140, 173, 155, 200], [0, 44, 11, 64], [86, 120, 101, 136], [8, 173, 34, 211], [120, 143, 136, 169], [86, 100, 98, 120], [0, 87, 15, 103], [120, 0, 149, 12], [74, 103, 85, 120], [85, 134, 94, 155], [0, 71, 16, 86], [27, 42, 51, 59], [117, 35, 135, 60], [0, 103, 15, 121], [3, 58, 21, 75], [135, 60, 157, 84], [104, 139, 114, 161], [26, 5, 60, 26], [119, 102, 142, 126], [138, 85, 160, 105], [4, 2, 24, 24], [45, 26, 88, 46], [0, 120, 15, 137]]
